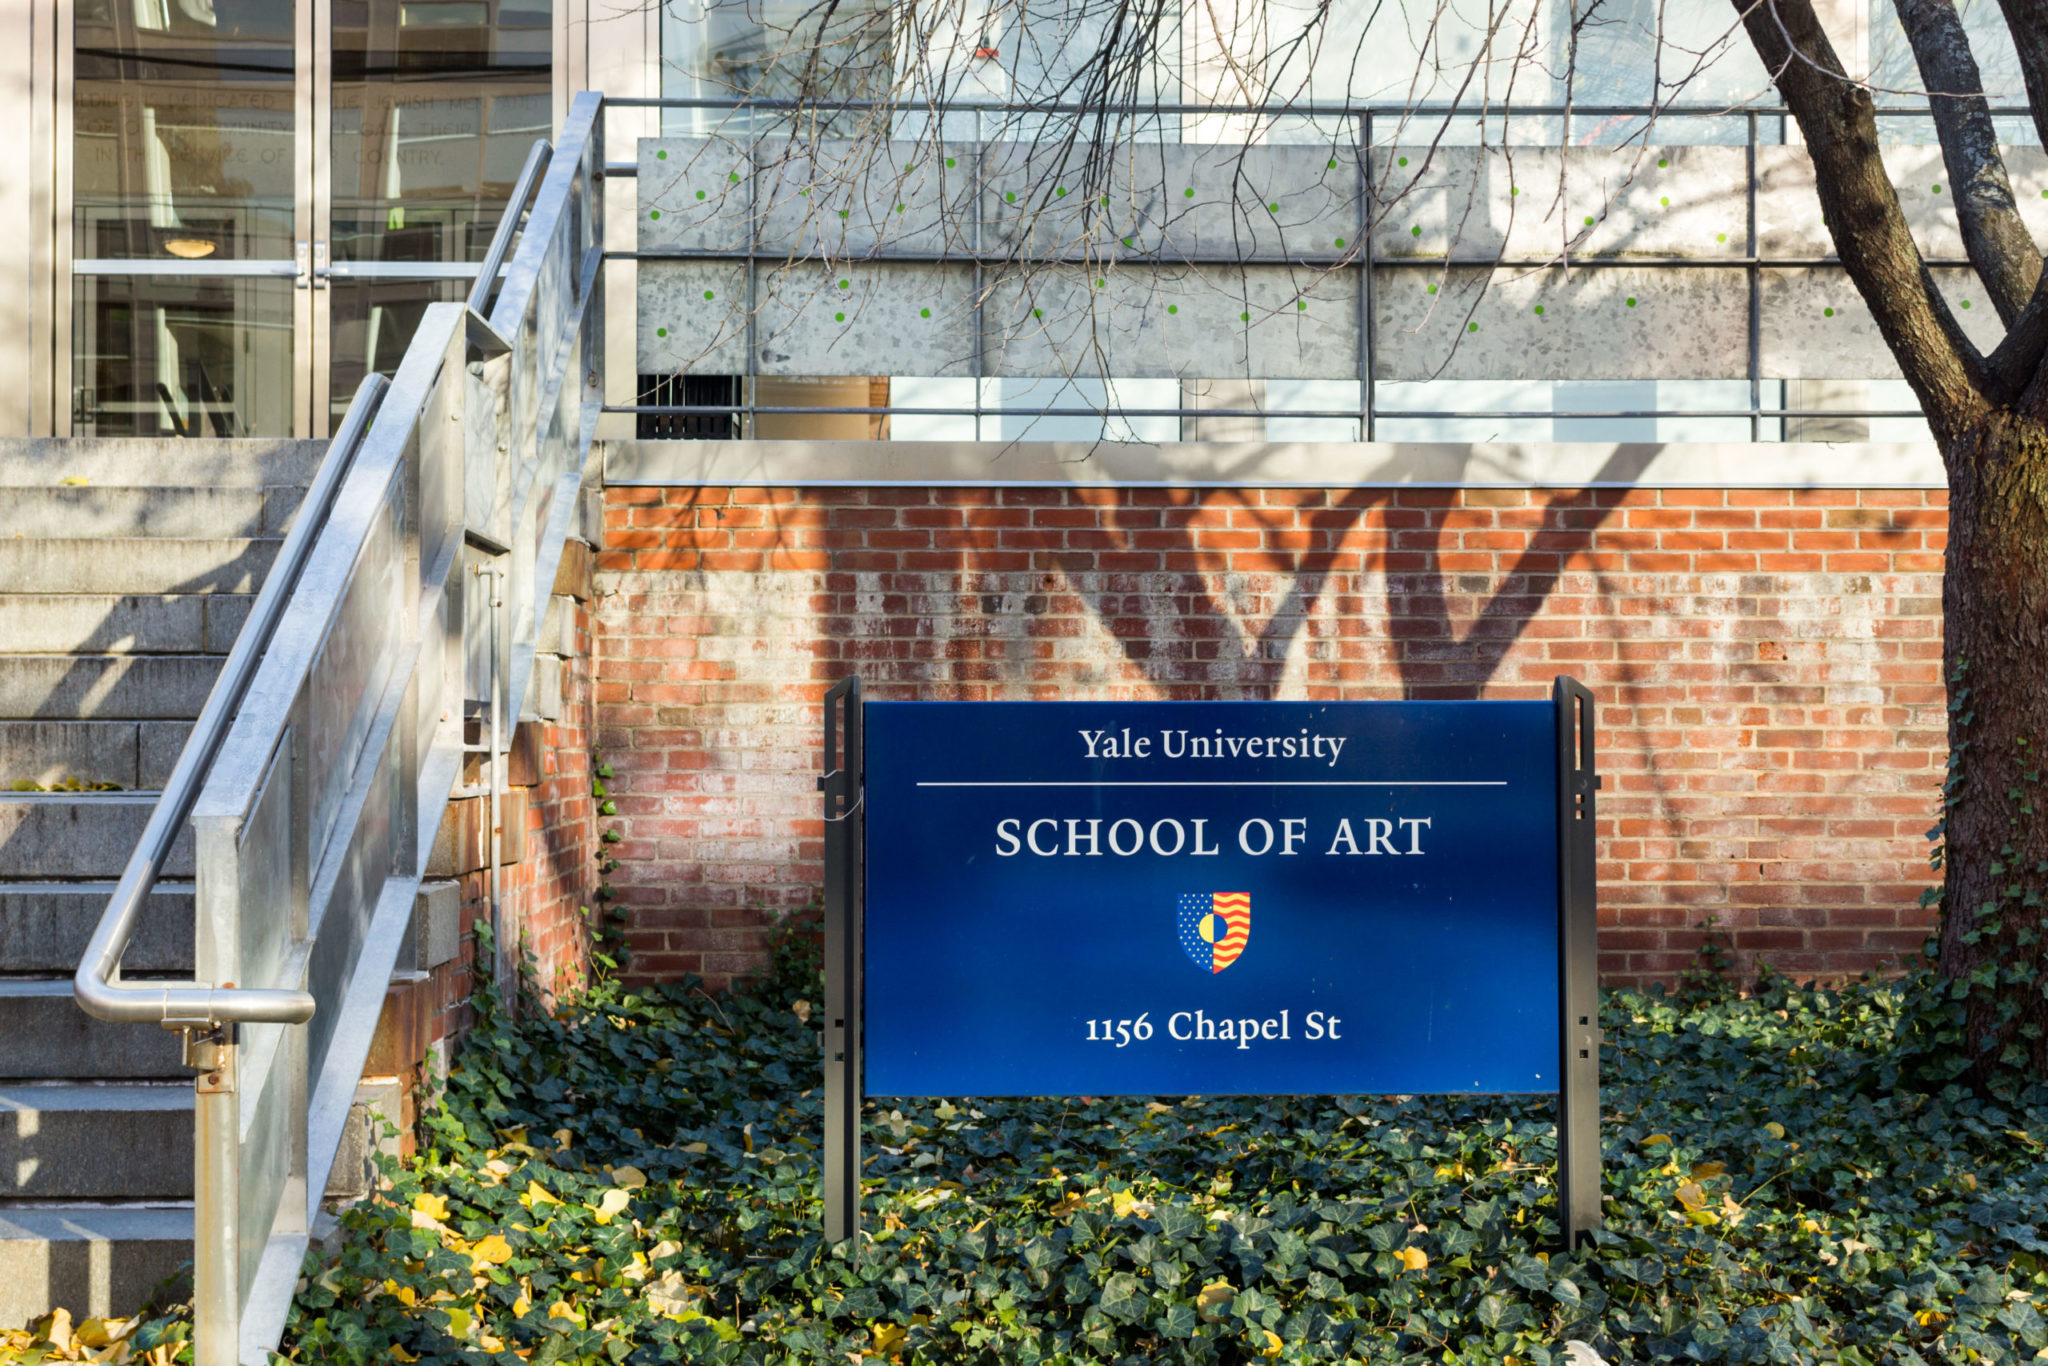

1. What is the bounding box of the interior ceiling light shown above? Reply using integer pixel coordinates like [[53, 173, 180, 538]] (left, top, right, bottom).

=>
[[163, 238, 217, 259]]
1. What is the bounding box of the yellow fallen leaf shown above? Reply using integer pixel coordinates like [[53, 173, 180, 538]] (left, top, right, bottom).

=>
[[1641, 1133, 1672, 1148], [1801, 1218, 1822, 1233], [413, 1192, 450, 1222], [871, 1322, 908, 1355], [552, 1129, 574, 1151], [610, 1165, 648, 1190], [1257, 1328, 1284, 1357], [646, 1272, 698, 1318], [1685, 1208, 1720, 1227], [593, 1188, 632, 1225], [681, 1142, 709, 1155], [512, 1290, 532, 1318], [470, 1233, 513, 1266], [1145, 1102, 1174, 1115], [1674, 1182, 1707, 1212], [1395, 1246, 1428, 1273], [389, 1346, 418, 1363], [57, 476, 89, 486], [1691, 1162, 1725, 1180], [443, 1307, 472, 1339], [548, 1301, 584, 1326], [1196, 1281, 1235, 1322], [34, 1309, 74, 1350], [1048, 1191, 1086, 1216], [1765, 1122, 1786, 1140], [521, 1180, 561, 1208]]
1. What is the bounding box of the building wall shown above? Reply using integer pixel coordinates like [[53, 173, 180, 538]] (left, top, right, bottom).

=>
[[590, 466, 1949, 990]]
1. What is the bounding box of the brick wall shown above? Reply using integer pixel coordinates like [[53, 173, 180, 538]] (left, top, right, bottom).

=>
[[592, 483, 1949, 990]]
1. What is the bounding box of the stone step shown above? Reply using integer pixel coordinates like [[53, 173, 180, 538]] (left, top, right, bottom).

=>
[[0, 883, 193, 974], [0, 1204, 192, 1327], [0, 1086, 192, 1200], [0, 486, 303, 540], [0, 595, 252, 656], [0, 656, 223, 721], [0, 981, 187, 1080], [0, 538, 278, 596], [0, 722, 193, 790], [0, 795, 189, 880], [0, 437, 325, 488]]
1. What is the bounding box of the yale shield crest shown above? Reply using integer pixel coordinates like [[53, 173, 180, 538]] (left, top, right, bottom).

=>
[[1176, 893, 1250, 973]]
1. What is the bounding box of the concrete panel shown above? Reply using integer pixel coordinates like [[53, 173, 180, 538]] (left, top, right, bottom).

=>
[[986, 264, 1359, 381], [138, 722, 195, 788], [0, 595, 208, 655], [637, 262, 750, 374], [0, 721, 143, 788], [756, 262, 980, 377], [0, 438, 324, 488], [1376, 266, 1749, 381], [0, 538, 278, 595], [0, 487, 270, 539], [1759, 266, 2005, 379]]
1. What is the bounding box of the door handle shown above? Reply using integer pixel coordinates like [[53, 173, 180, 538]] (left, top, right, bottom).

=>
[[294, 241, 311, 289], [312, 241, 330, 290]]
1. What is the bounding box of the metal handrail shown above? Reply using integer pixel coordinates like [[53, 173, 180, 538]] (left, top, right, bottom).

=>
[[74, 376, 390, 1030], [468, 139, 554, 318]]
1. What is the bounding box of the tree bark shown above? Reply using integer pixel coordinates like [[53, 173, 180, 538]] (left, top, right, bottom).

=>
[[1936, 412, 2048, 1081]]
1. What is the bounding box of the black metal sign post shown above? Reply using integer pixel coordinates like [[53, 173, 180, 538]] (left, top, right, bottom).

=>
[[1554, 675, 1603, 1246], [819, 677, 864, 1247]]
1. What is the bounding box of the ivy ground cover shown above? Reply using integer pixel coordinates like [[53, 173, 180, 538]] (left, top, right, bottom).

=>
[[273, 941, 2048, 1366]]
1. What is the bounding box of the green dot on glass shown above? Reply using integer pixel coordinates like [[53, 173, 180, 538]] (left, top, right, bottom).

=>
[[1121, 237, 1133, 247], [1101, 196, 1110, 206], [1961, 299, 1972, 309], [1467, 321, 1479, 332], [1327, 158, 1338, 169], [648, 209, 660, 219], [1511, 187, 1519, 196], [1824, 307, 1834, 317], [1626, 297, 1636, 307], [1717, 233, 1727, 242], [945, 157, 956, 167], [920, 308, 931, 318], [839, 279, 850, 289], [1005, 191, 1016, 202], [1334, 237, 1346, 248], [1184, 187, 1195, 198], [1268, 202, 1279, 213], [1426, 284, 1437, 294], [656, 327, 667, 336], [1660, 197, 1669, 206], [799, 188, 809, 196], [1398, 156, 1409, 166], [895, 204, 905, 213], [1297, 300, 1307, 310], [1411, 225, 1422, 236], [1096, 277, 1106, 288], [729, 172, 740, 182], [1584, 216, 1594, 226], [833, 311, 844, 322], [696, 190, 706, 200], [1056, 187, 1067, 197], [1241, 311, 1251, 321], [1658, 157, 1668, 168], [838, 209, 848, 218], [702, 290, 714, 300], [657, 150, 668, 160], [1533, 305, 1544, 315], [1932, 184, 1942, 194], [1167, 304, 1178, 314], [904, 162, 913, 172], [1032, 308, 1043, 318]]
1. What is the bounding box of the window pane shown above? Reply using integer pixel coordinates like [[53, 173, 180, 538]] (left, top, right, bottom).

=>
[[74, 0, 296, 260], [328, 276, 467, 423], [72, 276, 296, 436], [332, 0, 554, 263]]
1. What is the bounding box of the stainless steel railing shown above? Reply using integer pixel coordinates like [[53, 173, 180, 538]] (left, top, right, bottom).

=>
[[75, 90, 606, 1366]]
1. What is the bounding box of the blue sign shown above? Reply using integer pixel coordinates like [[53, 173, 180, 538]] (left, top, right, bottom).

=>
[[862, 700, 1562, 1098]]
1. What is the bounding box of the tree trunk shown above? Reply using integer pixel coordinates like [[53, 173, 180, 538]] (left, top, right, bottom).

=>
[[1936, 410, 2048, 1081]]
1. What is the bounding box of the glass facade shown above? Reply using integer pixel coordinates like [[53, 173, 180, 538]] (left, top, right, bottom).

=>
[[68, 0, 551, 436]]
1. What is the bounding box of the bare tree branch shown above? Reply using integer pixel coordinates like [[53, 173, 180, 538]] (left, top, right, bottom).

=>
[[1989, 0, 2048, 148], [1893, 0, 2041, 328], [1734, 0, 1985, 437]]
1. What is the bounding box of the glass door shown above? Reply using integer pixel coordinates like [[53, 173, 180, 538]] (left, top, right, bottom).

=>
[[69, 0, 552, 437]]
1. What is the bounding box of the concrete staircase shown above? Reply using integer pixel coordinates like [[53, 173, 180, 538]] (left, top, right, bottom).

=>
[[0, 438, 324, 1325]]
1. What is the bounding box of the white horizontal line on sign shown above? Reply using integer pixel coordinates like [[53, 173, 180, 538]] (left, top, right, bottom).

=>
[[912, 780, 1509, 788]]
